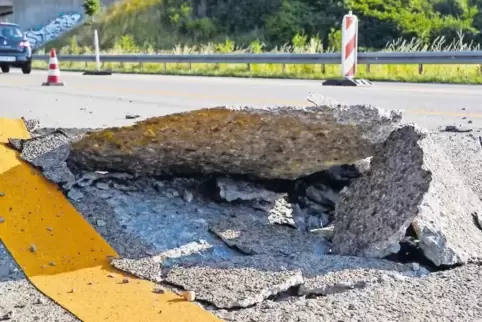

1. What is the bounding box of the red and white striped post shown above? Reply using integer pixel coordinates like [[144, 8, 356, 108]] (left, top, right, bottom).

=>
[[341, 11, 358, 80]]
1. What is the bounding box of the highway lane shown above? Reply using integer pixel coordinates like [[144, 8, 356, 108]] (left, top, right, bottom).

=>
[[0, 69, 481, 129]]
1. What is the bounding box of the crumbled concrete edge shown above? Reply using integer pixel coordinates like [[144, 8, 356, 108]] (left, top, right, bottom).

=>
[[164, 255, 304, 309], [110, 257, 163, 283]]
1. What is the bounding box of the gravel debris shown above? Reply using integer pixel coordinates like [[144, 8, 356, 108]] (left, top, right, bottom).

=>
[[442, 125, 472, 133], [153, 287, 165, 294], [96, 220, 107, 227], [182, 291, 196, 302]]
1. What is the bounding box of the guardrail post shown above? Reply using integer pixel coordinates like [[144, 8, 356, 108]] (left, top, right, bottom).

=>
[[321, 64, 326, 74], [366, 64, 370, 74], [82, 30, 112, 76], [418, 64, 423, 75], [322, 11, 372, 86]]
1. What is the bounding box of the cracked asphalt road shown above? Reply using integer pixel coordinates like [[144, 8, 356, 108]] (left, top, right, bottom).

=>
[[0, 69, 481, 129]]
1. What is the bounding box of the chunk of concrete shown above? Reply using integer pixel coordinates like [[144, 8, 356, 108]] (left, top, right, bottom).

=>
[[213, 264, 482, 322], [266, 197, 297, 228], [110, 257, 163, 283], [332, 125, 482, 266], [165, 255, 303, 309], [291, 253, 426, 296], [209, 216, 330, 257], [216, 177, 282, 202], [67, 102, 402, 180]]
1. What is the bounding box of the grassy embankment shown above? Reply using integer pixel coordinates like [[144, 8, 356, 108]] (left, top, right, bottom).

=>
[[32, 0, 482, 84]]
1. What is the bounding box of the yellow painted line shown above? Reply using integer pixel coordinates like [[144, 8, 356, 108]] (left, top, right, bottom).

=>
[[0, 118, 221, 322]]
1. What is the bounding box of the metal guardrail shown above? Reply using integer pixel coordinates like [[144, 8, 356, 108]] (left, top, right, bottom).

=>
[[31, 51, 482, 65]]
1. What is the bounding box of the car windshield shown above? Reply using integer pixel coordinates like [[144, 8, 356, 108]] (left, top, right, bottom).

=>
[[0, 25, 23, 40]]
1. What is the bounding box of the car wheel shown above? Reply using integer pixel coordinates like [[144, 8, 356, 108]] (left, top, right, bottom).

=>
[[21, 63, 31, 74], [1, 65, 10, 73]]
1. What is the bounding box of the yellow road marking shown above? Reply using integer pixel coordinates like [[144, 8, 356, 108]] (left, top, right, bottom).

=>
[[0, 118, 221, 322]]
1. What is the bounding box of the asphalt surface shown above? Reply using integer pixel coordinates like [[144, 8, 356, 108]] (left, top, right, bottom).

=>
[[0, 69, 481, 129], [1, 69, 482, 321]]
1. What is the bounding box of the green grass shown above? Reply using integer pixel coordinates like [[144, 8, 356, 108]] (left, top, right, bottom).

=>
[[34, 33, 482, 84]]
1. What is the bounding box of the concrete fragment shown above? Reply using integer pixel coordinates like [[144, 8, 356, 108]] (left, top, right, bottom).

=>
[[21, 118, 40, 132], [183, 190, 194, 203], [182, 291, 196, 302], [430, 132, 482, 202], [217, 177, 282, 202], [7, 131, 76, 189], [305, 183, 338, 208], [209, 216, 329, 257], [310, 226, 335, 240], [154, 240, 213, 262], [267, 197, 297, 228], [442, 125, 472, 133], [332, 125, 482, 266], [125, 114, 140, 120], [18, 131, 70, 163], [7, 138, 22, 151], [95, 182, 110, 190], [165, 255, 303, 309], [96, 219, 106, 227], [291, 253, 426, 296], [67, 103, 402, 180], [110, 257, 162, 283], [213, 264, 482, 322]]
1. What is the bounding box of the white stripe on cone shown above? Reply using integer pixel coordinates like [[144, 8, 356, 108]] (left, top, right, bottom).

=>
[[49, 57, 59, 65], [48, 68, 60, 77]]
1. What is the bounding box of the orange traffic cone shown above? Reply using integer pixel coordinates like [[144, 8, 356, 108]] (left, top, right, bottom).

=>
[[42, 48, 65, 86]]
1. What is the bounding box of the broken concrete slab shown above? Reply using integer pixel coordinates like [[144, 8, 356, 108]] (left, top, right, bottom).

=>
[[290, 253, 427, 296], [6, 131, 76, 189], [332, 125, 482, 266], [165, 255, 303, 309], [16, 131, 71, 163], [110, 257, 163, 283], [430, 132, 482, 202], [21, 118, 40, 132], [216, 177, 283, 203], [209, 216, 330, 257], [67, 102, 402, 180], [213, 264, 482, 322]]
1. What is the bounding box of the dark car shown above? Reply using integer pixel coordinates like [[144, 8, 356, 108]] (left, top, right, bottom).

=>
[[0, 22, 32, 74]]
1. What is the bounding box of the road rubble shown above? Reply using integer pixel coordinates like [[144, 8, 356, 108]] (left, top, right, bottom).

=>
[[2, 94, 482, 321]]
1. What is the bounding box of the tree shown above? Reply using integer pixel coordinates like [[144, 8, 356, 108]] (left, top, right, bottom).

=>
[[83, 0, 102, 18]]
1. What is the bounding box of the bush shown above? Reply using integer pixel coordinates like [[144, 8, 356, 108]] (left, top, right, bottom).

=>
[[83, 0, 102, 17]]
